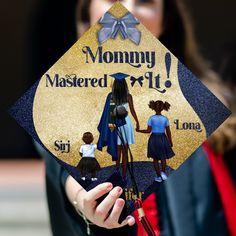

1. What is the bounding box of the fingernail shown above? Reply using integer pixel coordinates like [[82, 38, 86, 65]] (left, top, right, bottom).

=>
[[126, 216, 135, 225], [117, 187, 123, 194], [106, 183, 113, 190], [117, 199, 124, 207]]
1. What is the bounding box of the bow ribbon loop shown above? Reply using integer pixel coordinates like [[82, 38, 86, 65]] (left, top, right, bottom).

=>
[[130, 76, 144, 87], [98, 12, 141, 45]]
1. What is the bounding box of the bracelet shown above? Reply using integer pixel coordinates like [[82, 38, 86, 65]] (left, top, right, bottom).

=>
[[73, 189, 94, 235]]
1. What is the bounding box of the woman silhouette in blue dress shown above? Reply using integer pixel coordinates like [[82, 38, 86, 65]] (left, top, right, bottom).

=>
[[97, 73, 140, 182]]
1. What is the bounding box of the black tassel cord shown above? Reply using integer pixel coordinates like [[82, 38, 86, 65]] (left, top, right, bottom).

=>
[[115, 125, 156, 236]]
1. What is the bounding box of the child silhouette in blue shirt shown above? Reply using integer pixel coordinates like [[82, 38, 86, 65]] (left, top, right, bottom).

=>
[[137, 100, 175, 182]]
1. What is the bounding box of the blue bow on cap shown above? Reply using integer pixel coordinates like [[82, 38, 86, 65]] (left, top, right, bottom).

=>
[[98, 12, 141, 45]]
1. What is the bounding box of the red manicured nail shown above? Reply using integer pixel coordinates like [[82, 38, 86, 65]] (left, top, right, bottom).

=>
[[117, 187, 122, 193]]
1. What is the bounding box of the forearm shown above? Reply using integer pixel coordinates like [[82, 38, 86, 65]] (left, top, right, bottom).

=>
[[138, 129, 150, 133], [166, 129, 172, 144], [128, 95, 139, 124], [131, 110, 139, 124]]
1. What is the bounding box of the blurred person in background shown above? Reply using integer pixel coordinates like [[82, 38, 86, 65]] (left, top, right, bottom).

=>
[[33, 0, 236, 236]]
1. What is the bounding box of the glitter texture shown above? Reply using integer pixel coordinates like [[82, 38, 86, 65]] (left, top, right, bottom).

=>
[[33, 2, 209, 170]]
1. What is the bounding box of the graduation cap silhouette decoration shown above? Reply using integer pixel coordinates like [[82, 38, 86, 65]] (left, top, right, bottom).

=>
[[110, 72, 130, 80]]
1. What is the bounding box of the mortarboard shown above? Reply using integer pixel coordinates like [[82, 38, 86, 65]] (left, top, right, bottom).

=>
[[110, 72, 130, 81], [8, 2, 231, 232]]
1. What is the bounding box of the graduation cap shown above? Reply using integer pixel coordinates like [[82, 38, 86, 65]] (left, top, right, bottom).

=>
[[109, 72, 130, 88], [110, 72, 130, 81], [8, 2, 231, 230]]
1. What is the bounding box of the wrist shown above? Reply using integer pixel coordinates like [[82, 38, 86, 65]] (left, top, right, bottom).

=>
[[73, 189, 94, 235], [72, 188, 83, 212], [65, 176, 84, 210]]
